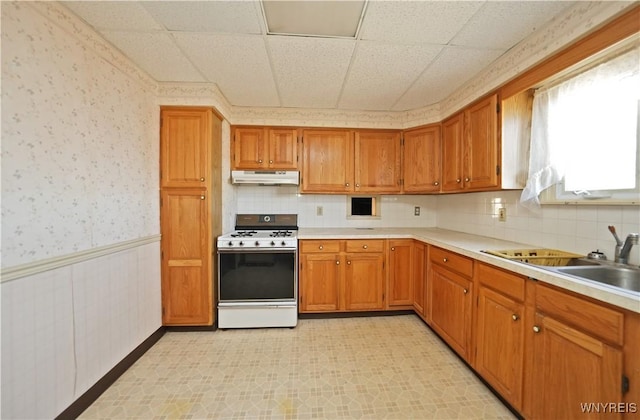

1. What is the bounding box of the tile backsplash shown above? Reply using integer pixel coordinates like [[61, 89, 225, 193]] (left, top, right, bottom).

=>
[[233, 185, 437, 229], [437, 190, 640, 266]]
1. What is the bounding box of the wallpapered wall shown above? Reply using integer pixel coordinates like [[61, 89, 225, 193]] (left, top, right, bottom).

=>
[[1, 1, 159, 268]]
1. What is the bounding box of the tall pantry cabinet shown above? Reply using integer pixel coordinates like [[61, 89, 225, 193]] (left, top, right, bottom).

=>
[[160, 106, 222, 326]]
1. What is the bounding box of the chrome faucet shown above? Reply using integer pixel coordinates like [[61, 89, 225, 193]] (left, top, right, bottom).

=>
[[609, 226, 639, 264]]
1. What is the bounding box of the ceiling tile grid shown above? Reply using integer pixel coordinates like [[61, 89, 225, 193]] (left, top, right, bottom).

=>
[[61, 0, 581, 112]]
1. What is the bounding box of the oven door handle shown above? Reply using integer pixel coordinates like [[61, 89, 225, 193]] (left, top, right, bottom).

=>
[[217, 248, 297, 254]]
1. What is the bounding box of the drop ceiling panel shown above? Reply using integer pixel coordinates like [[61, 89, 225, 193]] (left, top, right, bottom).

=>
[[142, 1, 264, 34], [339, 42, 443, 110], [173, 33, 279, 107], [63, 1, 163, 31], [393, 46, 504, 111], [359, 1, 484, 44], [263, 1, 365, 38], [100, 31, 205, 82], [267, 36, 356, 108], [450, 1, 576, 49]]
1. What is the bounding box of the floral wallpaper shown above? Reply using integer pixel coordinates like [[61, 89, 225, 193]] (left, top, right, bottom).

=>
[[1, 2, 159, 267]]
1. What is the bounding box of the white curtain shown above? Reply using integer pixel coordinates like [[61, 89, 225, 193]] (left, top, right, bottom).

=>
[[520, 45, 640, 209]]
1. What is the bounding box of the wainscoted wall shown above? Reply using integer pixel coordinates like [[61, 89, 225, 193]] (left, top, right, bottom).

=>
[[437, 190, 640, 266], [1, 2, 161, 418], [1, 242, 161, 419]]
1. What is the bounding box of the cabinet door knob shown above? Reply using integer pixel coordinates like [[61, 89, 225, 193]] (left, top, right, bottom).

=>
[[347, 261, 351, 265], [356, 183, 360, 188], [443, 258, 448, 262], [533, 325, 541, 333], [345, 183, 350, 187], [319, 245, 323, 250], [363, 245, 368, 249], [269, 159, 273, 164], [200, 177, 205, 182], [463, 288, 468, 294], [336, 260, 340, 265], [391, 247, 395, 251], [464, 177, 470, 182], [434, 181, 439, 186], [456, 178, 461, 183], [200, 195, 205, 200], [512, 314, 519, 321], [258, 159, 263, 163]]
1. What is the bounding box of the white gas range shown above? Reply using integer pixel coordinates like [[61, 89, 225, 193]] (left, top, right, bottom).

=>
[[216, 214, 298, 329]]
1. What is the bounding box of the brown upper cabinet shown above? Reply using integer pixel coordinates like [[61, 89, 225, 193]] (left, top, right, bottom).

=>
[[232, 126, 298, 170], [301, 129, 353, 193], [442, 94, 500, 192], [161, 107, 213, 188], [403, 124, 441, 193], [354, 130, 401, 193], [301, 129, 401, 193]]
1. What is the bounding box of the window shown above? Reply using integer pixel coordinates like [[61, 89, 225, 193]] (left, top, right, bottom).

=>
[[521, 36, 640, 207]]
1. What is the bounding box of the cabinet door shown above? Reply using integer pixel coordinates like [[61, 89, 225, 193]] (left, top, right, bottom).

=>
[[233, 127, 266, 169], [344, 253, 385, 310], [299, 253, 341, 312], [354, 131, 401, 193], [465, 94, 499, 190], [429, 264, 472, 359], [476, 286, 524, 410], [301, 130, 353, 193], [387, 240, 413, 307], [412, 241, 426, 317], [161, 190, 212, 325], [268, 128, 298, 169], [403, 125, 441, 192], [441, 113, 465, 192], [531, 313, 623, 420], [160, 108, 211, 188]]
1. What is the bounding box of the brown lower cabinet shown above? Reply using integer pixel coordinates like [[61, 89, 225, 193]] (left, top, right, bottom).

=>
[[299, 240, 385, 312]]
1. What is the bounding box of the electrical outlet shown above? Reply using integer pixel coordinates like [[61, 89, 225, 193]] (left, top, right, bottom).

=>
[[498, 207, 507, 222], [414, 206, 420, 216], [316, 206, 323, 216]]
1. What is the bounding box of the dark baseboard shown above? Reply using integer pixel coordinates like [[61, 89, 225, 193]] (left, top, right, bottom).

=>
[[298, 310, 414, 319], [165, 324, 217, 332], [56, 327, 166, 420]]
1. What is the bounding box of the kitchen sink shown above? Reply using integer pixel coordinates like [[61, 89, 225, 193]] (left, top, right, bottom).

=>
[[552, 265, 640, 293]]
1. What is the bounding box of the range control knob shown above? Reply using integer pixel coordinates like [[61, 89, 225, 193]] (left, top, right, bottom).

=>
[[228, 241, 233, 246], [281, 241, 286, 246], [255, 241, 260, 246], [270, 241, 276, 246], [239, 241, 244, 246]]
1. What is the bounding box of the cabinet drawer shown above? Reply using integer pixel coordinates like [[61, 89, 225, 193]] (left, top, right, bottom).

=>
[[345, 240, 385, 253], [535, 284, 624, 346], [299, 240, 340, 253], [476, 263, 526, 302], [430, 247, 473, 278]]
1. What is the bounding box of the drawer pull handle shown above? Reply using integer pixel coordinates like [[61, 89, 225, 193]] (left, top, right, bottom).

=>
[[363, 245, 368, 249], [319, 245, 323, 250], [533, 325, 541, 333], [512, 314, 519, 321]]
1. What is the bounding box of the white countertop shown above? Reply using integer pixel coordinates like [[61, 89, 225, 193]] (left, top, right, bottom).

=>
[[298, 227, 640, 313]]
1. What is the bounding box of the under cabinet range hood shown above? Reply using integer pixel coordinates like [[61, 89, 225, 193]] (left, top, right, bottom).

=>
[[231, 170, 299, 186]]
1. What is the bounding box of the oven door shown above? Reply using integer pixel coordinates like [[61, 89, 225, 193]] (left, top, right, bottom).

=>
[[218, 249, 297, 303]]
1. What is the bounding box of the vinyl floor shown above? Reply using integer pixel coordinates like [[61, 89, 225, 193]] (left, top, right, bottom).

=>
[[79, 315, 515, 419]]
